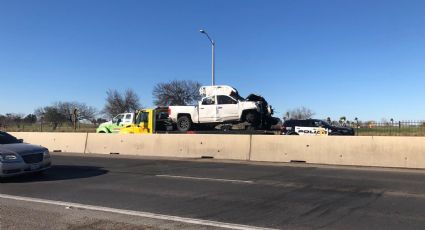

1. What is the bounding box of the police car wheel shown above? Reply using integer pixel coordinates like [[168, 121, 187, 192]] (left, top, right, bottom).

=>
[[288, 132, 299, 135]]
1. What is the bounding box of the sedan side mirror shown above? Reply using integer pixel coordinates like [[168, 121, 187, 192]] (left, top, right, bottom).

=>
[[17, 139, 24, 143]]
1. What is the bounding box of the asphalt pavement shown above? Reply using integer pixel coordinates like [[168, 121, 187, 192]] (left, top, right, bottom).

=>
[[2, 153, 425, 229]]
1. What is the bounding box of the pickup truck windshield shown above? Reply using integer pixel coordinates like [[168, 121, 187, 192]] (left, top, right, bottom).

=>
[[230, 91, 244, 101], [0, 132, 20, 144]]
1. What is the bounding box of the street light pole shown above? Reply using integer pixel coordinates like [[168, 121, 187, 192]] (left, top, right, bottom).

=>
[[199, 29, 215, 86], [211, 41, 215, 86]]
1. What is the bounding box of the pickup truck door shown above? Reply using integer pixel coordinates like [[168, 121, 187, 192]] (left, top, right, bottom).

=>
[[216, 95, 239, 121], [198, 96, 217, 123]]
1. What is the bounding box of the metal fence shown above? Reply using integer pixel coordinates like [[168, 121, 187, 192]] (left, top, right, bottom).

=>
[[351, 121, 425, 136], [0, 122, 98, 133], [2, 120, 425, 136]]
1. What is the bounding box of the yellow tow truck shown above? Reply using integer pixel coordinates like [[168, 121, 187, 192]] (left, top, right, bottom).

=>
[[119, 107, 281, 135], [119, 108, 172, 134]]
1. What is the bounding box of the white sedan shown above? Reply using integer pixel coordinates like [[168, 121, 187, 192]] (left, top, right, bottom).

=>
[[0, 131, 51, 177]]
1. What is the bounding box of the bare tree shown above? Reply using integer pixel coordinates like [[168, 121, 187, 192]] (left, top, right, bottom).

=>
[[54, 101, 97, 122], [0, 114, 5, 128], [34, 101, 97, 129], [152, 80, 202, 106], [0, 113, 24, 128], [380, 118, 391, 126], [103, 89, 141, 118], [285, 107, 315, 120]]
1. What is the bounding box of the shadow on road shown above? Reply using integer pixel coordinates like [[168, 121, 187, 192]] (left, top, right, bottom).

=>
[[0, 165, 108, 183]]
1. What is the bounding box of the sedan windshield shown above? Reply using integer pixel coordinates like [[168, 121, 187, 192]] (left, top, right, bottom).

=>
[[0, 132, 20, 144]]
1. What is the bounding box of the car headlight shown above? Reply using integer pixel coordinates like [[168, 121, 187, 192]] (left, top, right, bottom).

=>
[[0, 153, 19, 162], [43, 150, 51, 159]]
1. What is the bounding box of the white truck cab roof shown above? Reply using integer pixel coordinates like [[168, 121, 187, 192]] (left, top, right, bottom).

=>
[[199, 85, 239, 98]]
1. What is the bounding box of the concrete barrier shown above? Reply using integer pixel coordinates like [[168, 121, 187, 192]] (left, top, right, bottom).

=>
[[7, 132, 425, 169], [250, 136, 425, 168], [85, 133, 251, 160], [9, 132, 88, 153]]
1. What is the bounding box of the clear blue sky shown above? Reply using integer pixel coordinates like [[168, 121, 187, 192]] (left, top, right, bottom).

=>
[[1, 0, 424, 121]]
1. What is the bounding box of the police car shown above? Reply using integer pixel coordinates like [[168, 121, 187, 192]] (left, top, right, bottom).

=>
[[282, 119, 355, 136]]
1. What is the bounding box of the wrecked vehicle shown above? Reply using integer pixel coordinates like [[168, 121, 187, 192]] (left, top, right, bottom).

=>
[[168, 85, 279, 132]]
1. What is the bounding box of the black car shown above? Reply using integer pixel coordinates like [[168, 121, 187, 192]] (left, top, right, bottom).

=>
[[282, 119, 355, 136]]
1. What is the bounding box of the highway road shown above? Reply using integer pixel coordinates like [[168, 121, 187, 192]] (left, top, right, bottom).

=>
[[2, 153, 425, 229]]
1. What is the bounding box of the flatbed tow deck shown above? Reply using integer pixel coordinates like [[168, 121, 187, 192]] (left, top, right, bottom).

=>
[[155, 129, 281, 135], [119, 107, 282, 135]]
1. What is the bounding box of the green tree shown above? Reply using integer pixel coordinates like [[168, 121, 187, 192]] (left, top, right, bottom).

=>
[[35, 106, 67, 130], [23, 114, 37, 123]]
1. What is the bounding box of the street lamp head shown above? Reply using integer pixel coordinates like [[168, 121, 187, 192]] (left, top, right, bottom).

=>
[[199, 29, 205, 33]]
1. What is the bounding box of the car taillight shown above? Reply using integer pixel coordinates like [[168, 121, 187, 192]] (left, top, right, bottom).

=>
[[168, 107, 171, 116]]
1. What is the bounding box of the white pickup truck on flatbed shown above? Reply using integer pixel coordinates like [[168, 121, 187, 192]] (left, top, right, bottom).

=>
[[168, 85, 276, 132]]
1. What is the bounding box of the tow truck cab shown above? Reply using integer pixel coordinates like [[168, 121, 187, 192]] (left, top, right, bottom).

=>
[[96, 113, 135, 133], [119, 108, 172, 134]]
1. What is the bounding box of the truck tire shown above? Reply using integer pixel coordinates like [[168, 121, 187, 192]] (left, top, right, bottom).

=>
[[245, 111, 260, 127], [177, 116, 192, 132]]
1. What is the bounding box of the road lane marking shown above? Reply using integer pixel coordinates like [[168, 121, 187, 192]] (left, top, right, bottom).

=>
[[156, 174, 255, 184], [157, 175, 425, 199], [0, 193, 276, 230]]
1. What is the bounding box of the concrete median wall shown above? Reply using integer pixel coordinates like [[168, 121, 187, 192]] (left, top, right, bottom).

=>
[[84, 134, 250, 160], [8, 132, 425, 169], [9, 132, 88, 153], [250, 136, 425, 168]]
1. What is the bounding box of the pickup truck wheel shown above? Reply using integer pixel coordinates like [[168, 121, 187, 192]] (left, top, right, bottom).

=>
[[177, 116, 192, 132], [245, 112, 260, 126]]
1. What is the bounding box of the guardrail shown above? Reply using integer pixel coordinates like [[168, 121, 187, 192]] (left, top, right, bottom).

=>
[[9, 132, 425, 169]]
